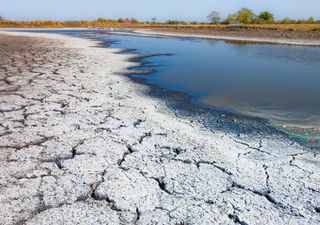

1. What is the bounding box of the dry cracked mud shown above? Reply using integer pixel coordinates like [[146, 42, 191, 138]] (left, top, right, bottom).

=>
[[0, 31, 319, 225]]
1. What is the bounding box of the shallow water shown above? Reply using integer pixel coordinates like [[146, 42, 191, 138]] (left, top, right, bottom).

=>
[[20, 30, 320, 144], [95, 33, 320, 142]]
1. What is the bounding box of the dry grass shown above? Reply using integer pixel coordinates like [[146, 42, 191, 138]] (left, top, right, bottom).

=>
[[1, 20, 320, 31]]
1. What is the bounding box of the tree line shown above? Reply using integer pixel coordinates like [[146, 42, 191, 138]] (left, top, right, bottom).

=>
[[207, 8, 319, 24], [1, 10, 319, 28]]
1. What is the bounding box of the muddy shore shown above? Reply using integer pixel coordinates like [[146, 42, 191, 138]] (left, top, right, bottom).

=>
[[0, 31, 319, 225], [133, 27, 320, 46]]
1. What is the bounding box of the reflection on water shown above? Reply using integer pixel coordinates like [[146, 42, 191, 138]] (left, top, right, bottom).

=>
[[101, 33, 320, 143]]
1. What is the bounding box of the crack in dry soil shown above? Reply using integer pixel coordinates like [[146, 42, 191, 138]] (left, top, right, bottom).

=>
[[0, 32, 319, 225]]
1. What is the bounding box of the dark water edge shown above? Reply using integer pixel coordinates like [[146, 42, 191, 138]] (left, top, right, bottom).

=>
[[119, 50, 320, 151], [99, 33, 320, 150], [9, 29, 319, 151], [98, 32, 320, 149]]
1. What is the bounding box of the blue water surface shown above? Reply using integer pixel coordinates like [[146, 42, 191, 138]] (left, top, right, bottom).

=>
[[102, 34, 320, 128]]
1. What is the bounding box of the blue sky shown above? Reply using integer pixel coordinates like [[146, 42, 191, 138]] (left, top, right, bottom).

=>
[[1, 0, 319, 21]]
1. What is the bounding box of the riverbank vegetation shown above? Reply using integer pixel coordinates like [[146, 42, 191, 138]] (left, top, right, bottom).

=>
[[0, 18, 137, 28], [207, 8, 320, 25], [1, 8, 320, 32]]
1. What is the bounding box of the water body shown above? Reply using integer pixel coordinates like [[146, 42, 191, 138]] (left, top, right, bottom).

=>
[[21, 30, 320, 145], [101, 32, 320, 143]]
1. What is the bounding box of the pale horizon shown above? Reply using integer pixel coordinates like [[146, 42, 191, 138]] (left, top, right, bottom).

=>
[[1, 0, 319, 22]]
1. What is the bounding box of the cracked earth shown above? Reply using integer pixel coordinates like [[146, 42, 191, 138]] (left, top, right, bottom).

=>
[[0, 31, 319, 225]]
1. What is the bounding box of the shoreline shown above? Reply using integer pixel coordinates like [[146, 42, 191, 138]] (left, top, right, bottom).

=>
[[133, 28, 320, 46], [2, 27, 320, 46], [120, 46, 319, 149], [106, 30, 320, 148], [1, 31, 320, 224]]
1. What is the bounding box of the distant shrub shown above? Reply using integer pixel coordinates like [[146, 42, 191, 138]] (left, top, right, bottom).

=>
[[131, 18, 139, 24], [222, 14, 236, 24], [258, 11, 274, 23], [280, 18, 297, 24], [306, 17, 315, 24], [166, 20, 185, 25], [152, 17, 157, 23], [97, 18, 107, 23]]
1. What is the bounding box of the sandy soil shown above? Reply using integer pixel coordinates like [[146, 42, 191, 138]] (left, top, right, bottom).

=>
[[133, 27, 320, 46], [0, 31, 319, 225]]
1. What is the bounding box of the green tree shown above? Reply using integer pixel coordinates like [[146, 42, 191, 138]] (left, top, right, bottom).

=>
[[118, 18, 123, 23], [280, 17, 295, 24], [97, 18, 106, 23], [234, 8, 256, 24], [223, 14, 236, 24], [0, 15, 4, 21], [207, 11, 221, 24], [258, 11, 274, 23], [306, 17, 314, 24], [131, 18, 139, 23], [152, 17, 157, 24]]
